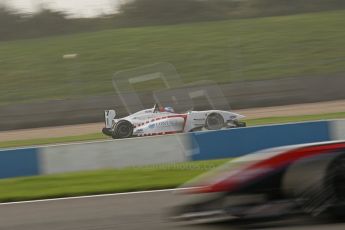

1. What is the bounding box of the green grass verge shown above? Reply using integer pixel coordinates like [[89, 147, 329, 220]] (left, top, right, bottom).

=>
[[0, 133, 106, 149], [0, 159, 228, 202], [1, 111, 344, 149], [0, 10, 345, 104], [246, 111, 345, 126]]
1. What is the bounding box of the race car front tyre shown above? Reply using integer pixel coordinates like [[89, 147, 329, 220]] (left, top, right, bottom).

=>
[[205, 113, 224, 130], [112, 120, 133, 139]]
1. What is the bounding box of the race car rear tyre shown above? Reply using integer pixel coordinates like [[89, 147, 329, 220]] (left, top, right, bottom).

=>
[[112, 120, 133, 139], [205, 113, 224, 130], [282, 152, 345, 219]]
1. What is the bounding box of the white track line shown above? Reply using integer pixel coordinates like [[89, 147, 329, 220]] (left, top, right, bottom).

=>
[[0, 187, 193, 206]]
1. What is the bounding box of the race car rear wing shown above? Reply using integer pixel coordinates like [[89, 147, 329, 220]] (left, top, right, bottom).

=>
[[104, 110, 116, 128]]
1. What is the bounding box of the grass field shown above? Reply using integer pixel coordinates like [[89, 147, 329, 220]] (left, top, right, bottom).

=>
[[0, 133, 105, 149], [0, 10, 344, 105], [246, 111, 345, 126], [0, 159, 228, 202], [1, 112, 344, 149]]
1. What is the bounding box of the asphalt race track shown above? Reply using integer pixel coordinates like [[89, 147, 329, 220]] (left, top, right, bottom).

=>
[[0, 189, 345, 230]]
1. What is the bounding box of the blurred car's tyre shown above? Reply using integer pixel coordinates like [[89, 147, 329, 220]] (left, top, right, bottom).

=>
[[328, 155, 345, 220], [112, 120, 133, 139], [205, 113, 224, 130], [283, 152, 345, 219]]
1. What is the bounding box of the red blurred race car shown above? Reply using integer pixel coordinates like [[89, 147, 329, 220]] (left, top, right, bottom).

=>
[[171, 141, 345, 222]]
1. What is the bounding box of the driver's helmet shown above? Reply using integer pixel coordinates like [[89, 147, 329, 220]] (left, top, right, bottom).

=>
[[164, 106, 175, 113]]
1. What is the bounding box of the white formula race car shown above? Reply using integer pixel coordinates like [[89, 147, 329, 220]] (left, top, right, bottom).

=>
[[102, 104, 246, 139]]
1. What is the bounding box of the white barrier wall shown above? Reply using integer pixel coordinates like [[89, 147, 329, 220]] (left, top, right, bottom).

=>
[[39, 134, 190, 174], [331, 119, 345, 140]]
